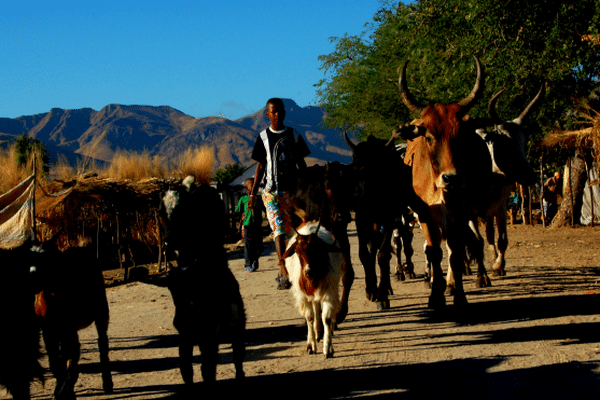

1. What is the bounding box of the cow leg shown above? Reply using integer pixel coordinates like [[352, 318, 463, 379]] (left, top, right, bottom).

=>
[[321, 300, 337, 358], [376, 230, 393, 310], [446, 230, 468, 307], [95, 321, 113, 393], [425, 245, 445, 309], [303, 300, 318, 354], [41, 329, 68, 399], [468, 220, 491, 288], [199, 339, 218, 384], [334, 224, 354, 324], [401, 221, 416, 279], [55, 331, 80, 400], [358, 240, 377, 302], [392, 227, 405, 281], [231, 335, 246, 380], [178, 333, 194, 385], [491, 212, 508, 276]]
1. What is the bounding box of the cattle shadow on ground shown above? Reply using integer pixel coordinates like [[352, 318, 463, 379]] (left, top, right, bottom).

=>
[[128, 356, 600, 399], [72, 382, 181, 400], [416, 293, 600, 325], [77, 324, 308, 378]]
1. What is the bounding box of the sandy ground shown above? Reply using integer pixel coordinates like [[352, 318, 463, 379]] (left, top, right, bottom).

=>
[[5, 220, 600, 399]]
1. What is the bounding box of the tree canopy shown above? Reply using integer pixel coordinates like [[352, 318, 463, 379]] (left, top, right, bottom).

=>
[[316, 0, 600, 158], [13, 134, 50, 174]]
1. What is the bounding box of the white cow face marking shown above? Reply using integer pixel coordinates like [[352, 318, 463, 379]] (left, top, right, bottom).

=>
[[162, 190, 180, 220]]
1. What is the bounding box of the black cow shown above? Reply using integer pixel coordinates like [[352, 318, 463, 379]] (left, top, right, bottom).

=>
[[156, 176, 246, 385], [0, 245, 44, 400], [32, 239, 113, 400], [344, 134, 443, 310]]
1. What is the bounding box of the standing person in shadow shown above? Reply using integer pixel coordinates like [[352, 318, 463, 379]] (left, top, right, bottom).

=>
[[236, 177, 264, 273], [248, 98, 310, 289]]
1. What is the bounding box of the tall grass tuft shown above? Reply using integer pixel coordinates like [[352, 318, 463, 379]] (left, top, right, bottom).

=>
[[175, 147, 215, 184], [47, 146, 216, 183], [106, 150, 168, 180], [0, 144, 46, 194]]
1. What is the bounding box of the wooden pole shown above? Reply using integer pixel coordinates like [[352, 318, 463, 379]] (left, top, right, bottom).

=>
[[31, 152, 38, 243], [541, 155, 546, 228]]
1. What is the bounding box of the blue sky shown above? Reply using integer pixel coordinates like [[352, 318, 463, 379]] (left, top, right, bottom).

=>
[[1, 1, 387, 120]]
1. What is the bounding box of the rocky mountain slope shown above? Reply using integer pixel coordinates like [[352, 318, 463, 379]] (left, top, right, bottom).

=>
[[0, 99, 352, 169]]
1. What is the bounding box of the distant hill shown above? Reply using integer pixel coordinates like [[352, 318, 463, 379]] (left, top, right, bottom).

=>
[[0, 99, 352, 170]]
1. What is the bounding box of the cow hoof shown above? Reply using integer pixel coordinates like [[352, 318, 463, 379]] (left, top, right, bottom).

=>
[[424, 279, 432, 289], [492, 269, 506, 277], [446, 286, 455, 296], [476, 274, 492, 288], [407, 272, 417, 280], [276, 275, 292, 290], [103, 380, 114, 394], [377, 299, 390, 310], [365, 290, 377, 302], [428, 293, 446, 309], [454, 293, 469, 308], [326, 351, 334, 359], [395, 271, 405, 281]]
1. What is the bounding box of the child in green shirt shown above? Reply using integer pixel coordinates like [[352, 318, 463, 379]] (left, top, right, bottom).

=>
[[236, 178, 263, 272]]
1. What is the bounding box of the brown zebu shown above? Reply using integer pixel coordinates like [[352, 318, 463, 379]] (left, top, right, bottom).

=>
[[393, 56, 493, 307], [344, 134, 444, 310], [292, 163, 354, 323], [0, 245, 44, 400], [33, 239, 113, 399]]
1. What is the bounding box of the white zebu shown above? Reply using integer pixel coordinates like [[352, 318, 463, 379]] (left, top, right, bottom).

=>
[[283, 221, 344, 358], [475, 85, 543, 276]]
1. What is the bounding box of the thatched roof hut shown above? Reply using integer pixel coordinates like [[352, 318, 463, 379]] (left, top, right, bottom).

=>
[[35, 176, 172, 264], [541, 105, 600, 162], [540, 105, 600, 226]]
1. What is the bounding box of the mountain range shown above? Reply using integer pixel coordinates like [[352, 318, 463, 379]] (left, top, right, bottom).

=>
[[0, 99, 353, 170]]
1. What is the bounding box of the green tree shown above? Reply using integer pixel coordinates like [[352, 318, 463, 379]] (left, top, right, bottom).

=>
[[213, 163, 246, 189], [316, 0, 600, 157], [13, 134, 50, 174]]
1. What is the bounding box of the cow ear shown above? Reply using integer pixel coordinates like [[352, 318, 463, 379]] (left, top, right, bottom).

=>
[[395, 124, 425, 141], [282, 242, 296, 259]]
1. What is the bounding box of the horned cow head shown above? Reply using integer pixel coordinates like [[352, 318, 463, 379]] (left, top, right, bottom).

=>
[[393, 56, 485, 193]]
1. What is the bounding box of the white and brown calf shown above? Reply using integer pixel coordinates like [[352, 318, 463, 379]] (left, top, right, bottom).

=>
[[283, 222, 344, 358]]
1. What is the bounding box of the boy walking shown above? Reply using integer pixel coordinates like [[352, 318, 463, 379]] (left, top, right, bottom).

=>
[[248, 98, 310, 289], [236, 178, 263, 272]]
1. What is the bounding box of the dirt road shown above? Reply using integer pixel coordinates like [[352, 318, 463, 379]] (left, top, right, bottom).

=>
[[7, 222, 600, 399]]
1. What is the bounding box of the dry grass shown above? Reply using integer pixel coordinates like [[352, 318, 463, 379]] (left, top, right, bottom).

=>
[[46, 146, 215, 186], [0, 145, 46, 194], [105, 150, 168, 181]]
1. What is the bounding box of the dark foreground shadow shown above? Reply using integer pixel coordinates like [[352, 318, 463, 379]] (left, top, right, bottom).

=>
[[74, 357, 600, 400]]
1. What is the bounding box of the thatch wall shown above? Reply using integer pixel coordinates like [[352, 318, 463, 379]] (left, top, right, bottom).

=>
[[35, 176, 172, 262]]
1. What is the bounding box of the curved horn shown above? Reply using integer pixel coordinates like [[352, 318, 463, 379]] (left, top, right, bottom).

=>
[[385, 132, 399, 147], [456, 56, 484, 113], [344, 131, 357, 153], [488, 87, 507, 124], [398, 61, 427, 116], [514, 84, 544, 125]]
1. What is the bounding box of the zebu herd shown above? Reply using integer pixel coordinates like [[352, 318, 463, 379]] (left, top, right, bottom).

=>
[[1, 57, 547, 399]]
